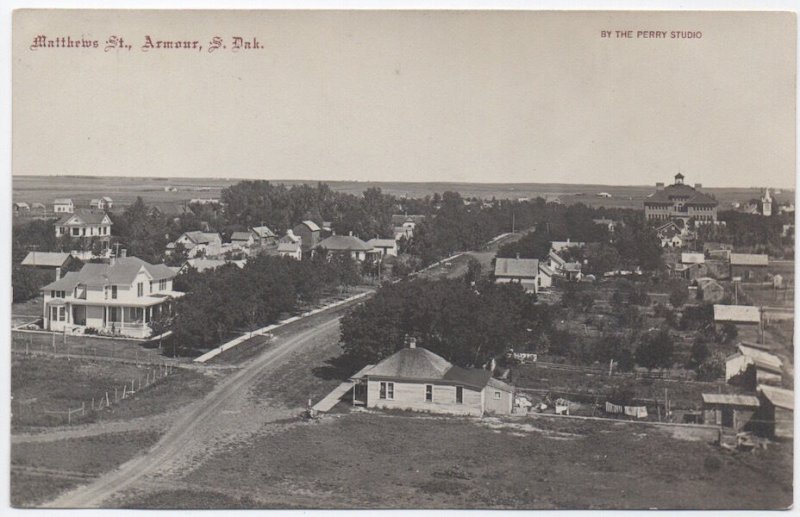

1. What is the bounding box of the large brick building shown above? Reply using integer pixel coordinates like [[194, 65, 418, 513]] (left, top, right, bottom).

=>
[[644, 173, 718, 225]]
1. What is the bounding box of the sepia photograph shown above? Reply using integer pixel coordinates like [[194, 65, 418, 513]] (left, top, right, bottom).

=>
[[8, 6, 797, 511]]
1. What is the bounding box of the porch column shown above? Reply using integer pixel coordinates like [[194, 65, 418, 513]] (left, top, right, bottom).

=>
[[120, 306, 125, 329]]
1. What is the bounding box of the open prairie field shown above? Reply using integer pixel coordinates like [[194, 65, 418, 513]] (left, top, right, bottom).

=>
[[13, 175, 781, 212], [113, 410, 791, 510]]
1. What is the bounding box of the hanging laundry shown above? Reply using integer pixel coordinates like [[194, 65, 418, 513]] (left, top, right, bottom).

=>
[[605, 401, 624, 414]]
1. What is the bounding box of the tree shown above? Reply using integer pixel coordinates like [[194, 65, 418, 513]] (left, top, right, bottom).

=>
[[687, 339, 710, 369], [696, 355, 725, 381], [464, 257, 482, 285], [635, 329, 675, 370], [669, 282, 689, 308]]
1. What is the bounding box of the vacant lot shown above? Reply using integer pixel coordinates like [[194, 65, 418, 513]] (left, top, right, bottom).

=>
[[115, 411, 790, 510], [12, 355, 216, 429], [12, 430, 162, 507]]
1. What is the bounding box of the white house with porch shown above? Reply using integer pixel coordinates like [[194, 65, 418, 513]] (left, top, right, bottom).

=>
[[55, 209, 112, 240], [40, 256, 183, 339]]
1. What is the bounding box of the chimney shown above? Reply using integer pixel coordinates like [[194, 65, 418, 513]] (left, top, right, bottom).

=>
[[121, 249, 127, 257], [55, 267, 61, 281], [694, 183, 702, 189], [656, 182, 665, 191], [408, 337, 417, 349]]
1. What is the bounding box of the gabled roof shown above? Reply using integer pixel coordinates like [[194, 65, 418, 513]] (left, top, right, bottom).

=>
[[183, 258, 245, 273], [551, 240, 585, 252], [730, 253, 769, 266], [56, 209, 111, 226], [645, 183, 718, 206], [296, 220, 321, 232], [53, 198, 73, 204], [14, 202, 30, 209], [758, 385, 794, 411], [681, 253, 705, 264], [696, 277, 722, 291], [41, 256, 176, 291], [366, 238, 397, 248], [21, 252, 72, 268], [391, 214, 426, 225], [495, 258, 539, 279], [714, 304, 760, 323], [702, 393, 760, 407], [277, 242, 301, 253], [230, 232, 252, 241], [738, 344, 783, 373], [251, 226, 276, 238], [180, 231, 220, 245], [548, 250, 566, 267], [538, 263, 554, 277], [318, 235, 372, 252]]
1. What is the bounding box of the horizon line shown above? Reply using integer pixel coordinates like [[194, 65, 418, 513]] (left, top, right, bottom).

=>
[[11, 173, 795, 191]]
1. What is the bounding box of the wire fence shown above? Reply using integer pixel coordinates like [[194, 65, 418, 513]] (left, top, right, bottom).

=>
[[12, 362, 177, 427], [11, 330, 184, 365]]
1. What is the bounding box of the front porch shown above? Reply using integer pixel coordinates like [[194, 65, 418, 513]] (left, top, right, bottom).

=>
[[45, 300, 175, 339]]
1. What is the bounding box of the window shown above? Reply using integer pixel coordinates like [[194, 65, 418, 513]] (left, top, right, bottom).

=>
[[425, 384, 433, 402], [379, 381, 394, 400], [111, 285, 118, 299], [137, 282, 144, 297], [494, 391, 501, 400], [71, 227, 80, 236], [159, 279, 167, 290], [456, 386, 463, 404], [58, 306, 66, 321], [149, 281, 154, 293]]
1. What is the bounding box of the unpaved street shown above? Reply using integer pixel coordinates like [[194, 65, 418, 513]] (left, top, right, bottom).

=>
[[45, 316, 343, 508]]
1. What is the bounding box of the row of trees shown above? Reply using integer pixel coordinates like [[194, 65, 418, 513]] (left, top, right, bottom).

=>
[[338, 277, 557, 371], [169, 253, 364, 353]]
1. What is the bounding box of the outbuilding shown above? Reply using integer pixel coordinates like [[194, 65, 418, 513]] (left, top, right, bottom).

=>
[[756, 385, 793, 439], [701, 393, 760, 431]]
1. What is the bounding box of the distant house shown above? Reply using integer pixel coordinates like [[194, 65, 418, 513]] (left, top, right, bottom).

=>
[[293, 220, 321, 254], [726, 343, 783, 389], [189, 198, 221, 206], [171, 231, 223, 258], [230, 231, 255, 249], [13, 202, 30, 213], [550, 239, 585, 253], [695, 277, 725, 303], [53, 198, 74, 214], [713, 304, 761, 329], [277, 241, 302, 260], [40, 256, 182, 339], [755, 385, 794, 439], [701, 393, 760, 431], [494, 257, 552, 293], [682, 252, 705, 265], [366, 238, 398, 258], [563, 262, 583, 282], [179, 258, 245, 274], [547, 250, 567, 273], [730, 253, 769, 282], [703, 242, 733, 256], [349, 340, 513, 416], [251, 226, 277, 248], [596, 192, 612, 198], [655, 221, 683, 248], [89, 197, 113, 210], [31, 202, 46, 212], [671, 262, 706, 281], [318, 234, 373, 262], [21, 251, 78, 272], [392, 214, 425, 240], [592, 218, 618, 233], [54, 209, 112, 246]]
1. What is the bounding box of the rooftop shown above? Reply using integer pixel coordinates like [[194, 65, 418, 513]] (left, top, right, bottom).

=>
[[713, 304, 761, 323], [730, 253, 769, 266], [41, 256, 176, 292], [318, 235, 372, 252], [758, 385, 794, 411], [56, 209, 111, 226], [701, 393, 760, 407], [21, 251, 72, 268], [494, 258, 539, 279]]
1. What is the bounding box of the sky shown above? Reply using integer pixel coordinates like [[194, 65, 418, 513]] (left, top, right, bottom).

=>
[[12, 10, 797, 188]]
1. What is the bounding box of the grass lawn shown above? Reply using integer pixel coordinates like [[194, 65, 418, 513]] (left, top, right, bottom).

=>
[[119, 411, 791, 510], [11, 430, 162, 507], [12, 355, 216, 429]]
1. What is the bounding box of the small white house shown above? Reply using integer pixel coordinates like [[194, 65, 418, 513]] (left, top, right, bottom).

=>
[[366, 238, 398, 258], [53, 198, 74, 214], [494, 258, 552, 293]]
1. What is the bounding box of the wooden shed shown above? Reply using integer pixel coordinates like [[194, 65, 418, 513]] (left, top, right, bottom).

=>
[[701, 393, 760, 431], [756, 385, 794, 440]]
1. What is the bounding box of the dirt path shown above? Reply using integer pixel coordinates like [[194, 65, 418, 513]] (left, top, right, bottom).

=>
[[44, 316, 343, 508], [12, 412, 174, 444]]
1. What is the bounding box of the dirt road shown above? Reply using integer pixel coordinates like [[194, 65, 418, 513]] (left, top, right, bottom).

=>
[[44, 316, 343, 508]]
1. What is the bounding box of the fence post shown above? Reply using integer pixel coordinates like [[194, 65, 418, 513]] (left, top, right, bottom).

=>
[[81, 402, 85, 416], [106, 391, 110, 407], [92, 397, 95, 410], [114, 387, 118, 402]]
